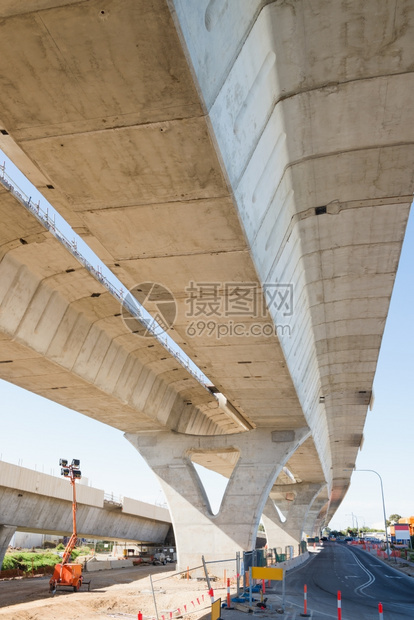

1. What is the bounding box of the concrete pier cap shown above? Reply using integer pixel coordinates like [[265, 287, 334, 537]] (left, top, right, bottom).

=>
[[262, 482, 328, 550], [126, 426, 310, 572]]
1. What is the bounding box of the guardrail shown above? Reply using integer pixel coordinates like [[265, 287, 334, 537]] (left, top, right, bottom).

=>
[[104, 492, 122, 506], [0, 162, 210, 391]]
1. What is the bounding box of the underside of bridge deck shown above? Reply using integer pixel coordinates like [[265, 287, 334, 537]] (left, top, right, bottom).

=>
[[0, 1, 412, 563]]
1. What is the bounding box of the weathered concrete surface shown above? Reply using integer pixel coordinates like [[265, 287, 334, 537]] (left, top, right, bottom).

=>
[[0, 0, 411, 552], [262, 483, 326, 549], [0, 525, 16, 571], [0, 189, 241, 436], [0, 160, 323, 562], [172, 0, 413, 525], [0, 462, 171, 568], [304, 490, 331, 539], [0, 1, 329, 482], [127, 427, 309, 570]]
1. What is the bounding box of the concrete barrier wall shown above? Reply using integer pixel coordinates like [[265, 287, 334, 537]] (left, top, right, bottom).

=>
[[122, 496, 169, 522], [279, 551, 309, 572], [0, 461, 104, 507], [85, 558, 135, 572]]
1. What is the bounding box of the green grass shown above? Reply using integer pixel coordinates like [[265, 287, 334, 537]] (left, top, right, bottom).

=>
[[2, 546, 91, 572]]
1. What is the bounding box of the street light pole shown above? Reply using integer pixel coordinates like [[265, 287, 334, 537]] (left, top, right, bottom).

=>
[[356, 515, 365, 539], [349, 469, 390, 556], [346, 512, 355, 534]]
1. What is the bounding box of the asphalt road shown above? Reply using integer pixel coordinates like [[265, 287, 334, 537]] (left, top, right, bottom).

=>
[[271, 543, 414, 618]]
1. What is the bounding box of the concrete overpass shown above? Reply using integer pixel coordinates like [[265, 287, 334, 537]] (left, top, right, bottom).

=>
[[0, 461, 171, 568], [0, 1, 412, 569]]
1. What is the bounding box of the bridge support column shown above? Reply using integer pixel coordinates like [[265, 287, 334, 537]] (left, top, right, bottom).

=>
[[303, 494, 329, 539], [262, 483, 324, 553], [0, 525, 16, 569], [126, 427, 309, 572]]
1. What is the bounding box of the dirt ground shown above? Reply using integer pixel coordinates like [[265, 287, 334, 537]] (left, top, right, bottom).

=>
[[1, 554, 412, 620], [0, 564, 224, 620]]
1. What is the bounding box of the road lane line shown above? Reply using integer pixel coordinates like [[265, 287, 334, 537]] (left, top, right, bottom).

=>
[[384, 575, 403, 579], [347, 549, 376, 597]]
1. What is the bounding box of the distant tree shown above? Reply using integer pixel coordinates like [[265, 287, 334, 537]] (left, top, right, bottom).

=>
[[388, 514, 402, 524]]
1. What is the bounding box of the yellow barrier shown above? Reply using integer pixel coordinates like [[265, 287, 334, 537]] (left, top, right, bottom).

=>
[[211, 598, 221, 620], [250, 566, 285, 612], [251, 566, 284, 581]]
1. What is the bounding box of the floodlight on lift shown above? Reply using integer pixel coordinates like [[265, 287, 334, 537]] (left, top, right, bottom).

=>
[[61, 467, 70, 476], [59, 458, 68, 467], [71, 459, 80, 467]]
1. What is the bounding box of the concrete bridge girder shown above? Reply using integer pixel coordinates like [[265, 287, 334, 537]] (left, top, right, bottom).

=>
[[0, 487, 170, 544], [0, 461, 172, 569], [126, 427, 310, 570], [0, 1, 332, 487], [0, 200, 242, 437], [171, 0, 413, 524]]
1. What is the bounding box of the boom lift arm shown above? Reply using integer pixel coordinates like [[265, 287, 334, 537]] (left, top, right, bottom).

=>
[[60, 459, 80, 564], [49, 459, 83, 594]]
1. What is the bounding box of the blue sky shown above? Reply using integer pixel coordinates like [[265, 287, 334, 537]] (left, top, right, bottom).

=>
[[0, 150, 412, 531], [328, 205, 414, 531]]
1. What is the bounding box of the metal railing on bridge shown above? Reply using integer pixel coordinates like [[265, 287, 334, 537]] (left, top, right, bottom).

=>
[[0, 162, 210, 391]]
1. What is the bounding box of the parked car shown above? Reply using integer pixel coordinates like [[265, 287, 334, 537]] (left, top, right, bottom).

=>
[[153, 552, 167, 565]]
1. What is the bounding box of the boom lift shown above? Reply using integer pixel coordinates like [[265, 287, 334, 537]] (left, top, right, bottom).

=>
[[49, 458, 84, 594]]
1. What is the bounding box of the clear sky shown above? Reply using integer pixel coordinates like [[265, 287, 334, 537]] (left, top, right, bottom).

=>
[[0, 150, 412, 531], [327, 204, 414, 532]]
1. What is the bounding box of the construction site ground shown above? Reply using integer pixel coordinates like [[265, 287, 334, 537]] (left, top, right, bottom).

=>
[[0, 551, 413, 620], [0, 563, 242, 620]]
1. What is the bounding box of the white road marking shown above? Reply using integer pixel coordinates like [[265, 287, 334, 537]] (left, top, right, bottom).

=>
[[384, 575, 403, 579], [344, 547, 376, 596]]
